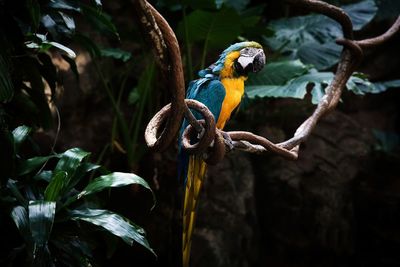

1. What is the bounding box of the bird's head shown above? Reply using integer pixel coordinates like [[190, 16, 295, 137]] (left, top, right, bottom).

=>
[[199, 41, 266, 79]]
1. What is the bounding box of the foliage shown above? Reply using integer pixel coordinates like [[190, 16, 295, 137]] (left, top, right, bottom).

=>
[[0, 1, 156, 266], [246, 61, 400, 104], [246, 0, 400, 104], [264, 0, 377, 70], [0, 125, 155, 266], [0, 0, 119, 129]]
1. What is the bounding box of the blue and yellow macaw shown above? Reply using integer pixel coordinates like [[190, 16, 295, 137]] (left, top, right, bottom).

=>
[[179, 41, 266, 267]]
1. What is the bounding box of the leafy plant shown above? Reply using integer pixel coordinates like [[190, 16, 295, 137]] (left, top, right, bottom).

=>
[[0, 0, 119, 129], [246, 61, 400, 104], [0, 125, 155, 266], [245, 0, 400, 104], [264, 0, 377, 70]]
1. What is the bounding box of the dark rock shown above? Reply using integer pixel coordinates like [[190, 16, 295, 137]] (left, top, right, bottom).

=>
[[191, 152, 258, 267]]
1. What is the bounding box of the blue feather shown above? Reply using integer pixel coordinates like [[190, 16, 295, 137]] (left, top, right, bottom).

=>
[[178, 78, 226, 183]]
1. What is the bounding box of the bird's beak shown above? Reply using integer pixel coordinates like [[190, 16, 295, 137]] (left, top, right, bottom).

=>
[[237, 47, 266, 73]]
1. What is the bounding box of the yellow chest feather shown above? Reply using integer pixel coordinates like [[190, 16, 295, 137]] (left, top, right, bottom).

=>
[[217, 77, 246, 129]]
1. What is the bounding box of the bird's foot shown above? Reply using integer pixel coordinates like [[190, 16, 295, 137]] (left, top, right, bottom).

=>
[[221, 131, 234, 152]]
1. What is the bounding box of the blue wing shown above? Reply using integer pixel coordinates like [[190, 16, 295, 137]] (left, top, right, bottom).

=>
[[186, 78, 226, 122], [178, 78, 226, 182]]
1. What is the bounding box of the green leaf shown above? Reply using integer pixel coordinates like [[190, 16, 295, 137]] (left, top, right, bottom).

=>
[[44, 171, 68, 201], [297, 42, 341, 70], [178, 8, 242, 48], [93, 0, 102, 6], [12, 125, 32, 151], [348, 77, 400, 95], [77, 172, 154, 203], [46, 41, 76, 58], [248, 59, 309, 86], [17, 155, 59, 176], [247, 68, 398, 104], [48, 0, 81, 12], [0, 54, 14, 103], [343, 0, 377, 30], [54, 147, 90, 177], [372, 79, 400, 92], [247, 71, 334, 101], [100, 48, 132, 62], [29, 200, 56, 246], [7, 180, 27, 206], [11, 206, 32, 245], [34, 170, 53, 182], [70, 208, 156, 256], [264, 0, 377, 69], [58, 11, 76, 32]]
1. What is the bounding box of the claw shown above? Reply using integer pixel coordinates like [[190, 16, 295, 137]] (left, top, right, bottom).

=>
[[221, 131, 234, 151]]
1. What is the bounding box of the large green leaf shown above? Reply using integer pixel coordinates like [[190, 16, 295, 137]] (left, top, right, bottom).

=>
[[54, 147, 90, 177], [264, 0, 377, 69], [350, 79, 400, 94], [11, 206, 32, 245], [248, 71, 340, 102], [29, 200, 56, 248], [178, 8, 242, 48], [70, 208, 156, 256], [48, 0, 81, 12], [247, 69, 399, 104], [77, 172, 154, 204], [344, 0, 378, 30], [28, 201, 56, 265], [248, 59, 309, 86]]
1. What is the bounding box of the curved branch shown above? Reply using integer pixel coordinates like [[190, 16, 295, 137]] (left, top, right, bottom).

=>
[[134, 0, 185, 151], [356, 16, 400, 48]]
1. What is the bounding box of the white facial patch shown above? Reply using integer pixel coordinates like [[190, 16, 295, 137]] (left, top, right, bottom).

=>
[[237, 55, 254, 69]]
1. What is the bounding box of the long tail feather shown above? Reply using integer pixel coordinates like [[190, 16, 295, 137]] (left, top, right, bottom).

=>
[[182, 155, 207, 267]]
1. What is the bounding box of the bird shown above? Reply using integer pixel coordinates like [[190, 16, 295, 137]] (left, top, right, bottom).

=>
[[179, 41, 266, 267]]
